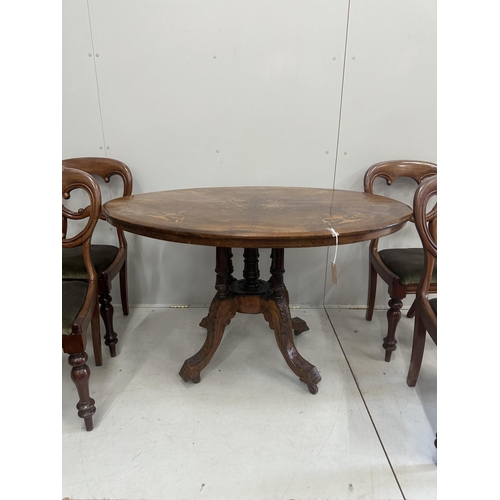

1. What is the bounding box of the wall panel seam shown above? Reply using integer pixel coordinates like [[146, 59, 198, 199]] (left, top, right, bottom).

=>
[[323, 0, 352, 307], [86, 0, 107, 156]]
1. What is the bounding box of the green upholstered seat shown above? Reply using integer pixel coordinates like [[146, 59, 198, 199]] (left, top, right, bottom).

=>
[[378, 248, 437, 286], [62, 245, 119, 279], [62, 280, 89, 335]]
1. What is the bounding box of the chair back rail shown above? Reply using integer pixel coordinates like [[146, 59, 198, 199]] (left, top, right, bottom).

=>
[[364, 160, 437, 251], [62, 157, 133, 218]]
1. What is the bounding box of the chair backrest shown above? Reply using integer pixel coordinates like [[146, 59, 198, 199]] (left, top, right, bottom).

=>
[[63, 167, 102, 330], [364, 160, 437, 250], [364, 160, 437, 195], [413, 174, 437, 297], [62, 157, 133, 247], [413, 174, 437, 343]]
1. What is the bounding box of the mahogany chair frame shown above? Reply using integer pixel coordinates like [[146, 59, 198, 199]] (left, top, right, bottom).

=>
[[62, 157, 133, 357], [364, 160, 437, 361], [62, 167, 102, 431], [406, 175, 437, 386]]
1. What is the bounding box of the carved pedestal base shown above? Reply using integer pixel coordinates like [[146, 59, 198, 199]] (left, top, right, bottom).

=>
[[199, 314, 310, 336], [181, 247, 321, 393]]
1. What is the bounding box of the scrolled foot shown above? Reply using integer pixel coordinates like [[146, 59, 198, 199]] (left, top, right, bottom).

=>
[[308, 385, 319, 395], [181, 295, 238, 384], [192, 376, 201, 384], [179, 362, 200, 383], [291, 317, 309, 336]]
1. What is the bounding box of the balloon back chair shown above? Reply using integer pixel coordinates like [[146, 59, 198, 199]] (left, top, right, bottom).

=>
[[62, 167, 102, 431], [364, 160, 437, 361], [62, 157, 133, 358], [406, 175, 437, 387]]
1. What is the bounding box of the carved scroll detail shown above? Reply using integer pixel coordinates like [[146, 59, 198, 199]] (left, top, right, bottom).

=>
[[179, 296, 238, 383]]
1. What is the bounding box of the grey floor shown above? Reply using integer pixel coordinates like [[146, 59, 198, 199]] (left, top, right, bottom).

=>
[[62, 306, 437, 500]]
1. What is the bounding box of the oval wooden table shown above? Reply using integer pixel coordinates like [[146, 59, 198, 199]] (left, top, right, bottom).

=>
[[103, 186, 412, 394]]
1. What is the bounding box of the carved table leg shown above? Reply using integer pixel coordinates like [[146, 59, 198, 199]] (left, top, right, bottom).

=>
[[271, 252, 310, 337], [262, 297, 321, 393], [199, 249, 236, 329], [263, 249, 321, 393], [383, 297, 402, 362], [181, 248, 238, 383], [180, 296, 238, 383], [68, 351, 96, 431]]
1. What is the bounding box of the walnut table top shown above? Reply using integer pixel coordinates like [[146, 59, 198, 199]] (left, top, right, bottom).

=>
[[102, 186, 412, 248], [102, 186, 412, 394]]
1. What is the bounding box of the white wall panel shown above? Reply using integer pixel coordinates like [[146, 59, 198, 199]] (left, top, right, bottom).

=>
[[80, 0, 348, 306], [62, 0, 436, 307], [324, 0, 437, 307], [62, 0, 105, 158], [87, 0, 347, 190]]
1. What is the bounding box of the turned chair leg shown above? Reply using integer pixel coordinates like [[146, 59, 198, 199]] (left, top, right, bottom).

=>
[[366, 262, 377, 321], [406, 313, 427, 387], [99, 292, 118, 357], [68, 351, 96, 431], [91, 299, 102, 367], [119, 259, 129, 316], [383, 297, 403, 362]]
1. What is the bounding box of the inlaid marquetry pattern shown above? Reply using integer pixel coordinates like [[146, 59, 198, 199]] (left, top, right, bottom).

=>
[[103, 187, 412, 249]]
